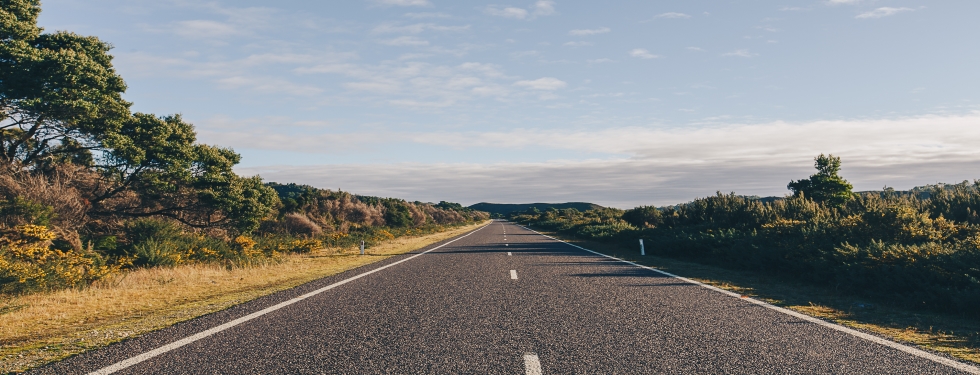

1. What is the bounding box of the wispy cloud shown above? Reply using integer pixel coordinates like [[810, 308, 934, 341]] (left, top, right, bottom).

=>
[[484, 1, 556, 20], [216, 76, 324, 96], [655, 12, 691, 19], [173, 20, 246, 39], [403, 12, 451, 18], [563, 41, 593, 47], [484, 6, 528, 19], [569, 27, 610, 36], [686, 47, 705, 52], [292, 60, 516, 107], [629, 48, 660, 59], [533, 1, 557, 16], [371, 0, 432, 6], [722, 49, 756, 57], [856, 7, 914, 19], [371, 22, 470, 34], [514, 77, 567, 90], [379, 36, 430, 46]]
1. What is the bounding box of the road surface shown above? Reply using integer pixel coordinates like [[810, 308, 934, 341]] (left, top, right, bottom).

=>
[[32, 220, 979, 374]]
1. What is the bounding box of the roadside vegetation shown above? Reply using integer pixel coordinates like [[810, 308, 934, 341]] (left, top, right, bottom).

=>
[[0, 221, 488, 373], [511, 154, 980, 319], [0, 1, 487, 297]]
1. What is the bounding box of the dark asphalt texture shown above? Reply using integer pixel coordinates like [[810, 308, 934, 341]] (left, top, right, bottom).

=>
[[31, 221, 975, 374]]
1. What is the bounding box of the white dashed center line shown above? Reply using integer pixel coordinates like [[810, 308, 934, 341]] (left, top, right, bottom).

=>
[[523, 353, 542, 375], [508, 252, 512, 256], [510, 270, 518, 279]]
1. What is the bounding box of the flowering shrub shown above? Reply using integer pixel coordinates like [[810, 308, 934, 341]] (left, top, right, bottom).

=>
[[0, 225, 122, 294]]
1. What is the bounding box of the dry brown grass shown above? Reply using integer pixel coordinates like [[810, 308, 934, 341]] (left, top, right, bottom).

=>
[[0, 221, 488, 373], [540, 232, 980, 365]]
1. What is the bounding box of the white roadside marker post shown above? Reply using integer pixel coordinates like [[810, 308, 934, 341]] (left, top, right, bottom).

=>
[[360, 240, 365, 255], [640, 239, 645, 256]]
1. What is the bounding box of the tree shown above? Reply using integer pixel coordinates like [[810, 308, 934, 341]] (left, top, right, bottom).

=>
[[788, 154, 853, 206], [1, 0, 131, 166], [0, 1, 279, 233], [622, 206, 661, 228], [79, 113, 278, 233], [383, 200, 413, 228]]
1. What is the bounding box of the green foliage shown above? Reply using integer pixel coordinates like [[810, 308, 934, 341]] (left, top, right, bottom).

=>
[[0, 196, 53, 225], [788, 154, 854, 206], [207, 175, 280, 233], [123, 218, 183, 247], [267, 182, 316, 213], [436, 201, 464, 211], [1, 0, 130, 165], [622, 206, 662, 228], [383, 200, 413, 228], [513, 184, 980, 318], [120, 218, 276, 268]]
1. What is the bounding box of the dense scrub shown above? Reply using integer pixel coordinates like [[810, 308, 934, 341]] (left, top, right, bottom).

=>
[[0, 175, 486, 294], [512, 181, 980, 317]]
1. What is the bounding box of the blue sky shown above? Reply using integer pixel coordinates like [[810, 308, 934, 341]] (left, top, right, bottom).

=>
[[37, 0, 980, 207]]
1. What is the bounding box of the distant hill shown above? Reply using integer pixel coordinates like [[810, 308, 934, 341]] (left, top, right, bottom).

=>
[[468, 202, 604, 216]]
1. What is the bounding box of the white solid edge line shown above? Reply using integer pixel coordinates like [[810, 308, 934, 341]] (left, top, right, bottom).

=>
[[515, 225, 980, 374], [510, 270, 518, 280], [87, 222, 493, 375], [523, 353, 543, 375]]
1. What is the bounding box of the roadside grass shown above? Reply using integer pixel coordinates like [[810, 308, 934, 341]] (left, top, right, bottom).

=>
[[0, 221, 489, 374], [534, 229, 980, 365]]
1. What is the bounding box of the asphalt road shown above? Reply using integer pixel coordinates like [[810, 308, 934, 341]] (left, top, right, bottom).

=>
[[32, 220, 979, 374]]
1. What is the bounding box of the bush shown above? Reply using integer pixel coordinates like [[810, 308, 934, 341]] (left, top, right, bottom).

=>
[[0, 225, 122, 294], [622, 206, 661, 228], [283, 213, 322, 236], [124, 218, 184, 248]]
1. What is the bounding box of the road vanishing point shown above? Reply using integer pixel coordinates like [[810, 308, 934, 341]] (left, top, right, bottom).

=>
[[31, 220, 980, 374]]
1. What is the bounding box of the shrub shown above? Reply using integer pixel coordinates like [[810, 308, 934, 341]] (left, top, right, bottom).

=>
[[0, 225, 122, 294], [622, 206, 661, 228], [130, 239, 184, 268], [283, 213, 322, 236]]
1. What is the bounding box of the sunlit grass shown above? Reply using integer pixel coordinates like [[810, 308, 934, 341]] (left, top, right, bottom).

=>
[[0, 221, 488, 373]]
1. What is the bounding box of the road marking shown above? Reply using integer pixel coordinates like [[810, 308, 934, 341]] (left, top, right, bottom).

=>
[[505, 244, 509, 247], [85, 222, 493, 375], [523, 353, 542, 375], [508, 252, 512, 256], [518, 225, 980, 374], [510, 270, 518, 279]]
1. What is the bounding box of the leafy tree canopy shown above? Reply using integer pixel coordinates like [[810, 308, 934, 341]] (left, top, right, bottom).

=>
[[622, 205, 662, 228], [0, 0, 279, 233], [787, 154, 854, 206]]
